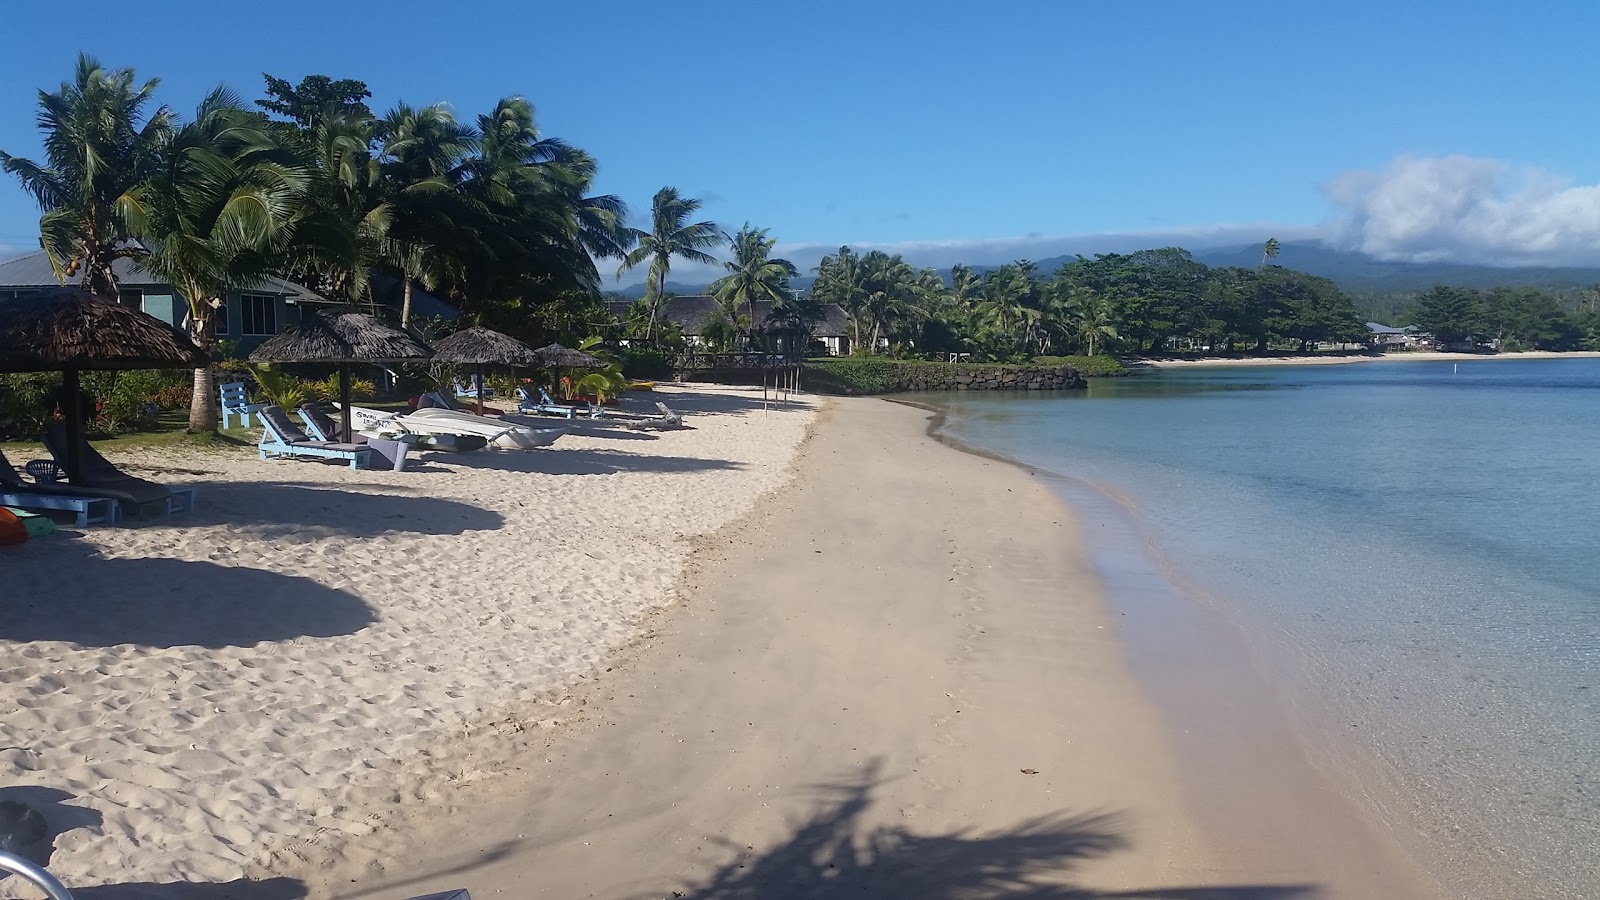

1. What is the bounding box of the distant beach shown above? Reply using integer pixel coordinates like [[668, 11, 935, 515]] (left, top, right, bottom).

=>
[[1135, 349, 1600, 369]]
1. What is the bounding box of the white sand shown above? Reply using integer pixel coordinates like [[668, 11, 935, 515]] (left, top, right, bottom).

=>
[[0, 385, 813, 895]]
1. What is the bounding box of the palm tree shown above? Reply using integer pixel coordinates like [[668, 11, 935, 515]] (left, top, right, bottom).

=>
[[1260, 237, 1280, 270], [0, 54, 173, 298], [1069, 288, 1119, 356], [379, 102, 476, 325], [710, 224, 798, 348], [810, 247, 868, 350], [617, 187, 723, 341], [135, 87, 305, 431]]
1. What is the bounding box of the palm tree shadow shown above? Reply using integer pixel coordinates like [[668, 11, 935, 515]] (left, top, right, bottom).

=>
[[642, 761, 1318, 900]]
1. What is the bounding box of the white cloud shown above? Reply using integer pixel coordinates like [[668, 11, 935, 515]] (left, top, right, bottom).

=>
[[1323, 154, 1600, 265]]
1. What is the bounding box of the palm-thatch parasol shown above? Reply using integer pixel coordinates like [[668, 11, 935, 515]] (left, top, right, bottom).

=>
[[0, 287, 208, 482], [430, 326, 541, 413], [249, 309, 432, 441], [532, 342, 605, 369]]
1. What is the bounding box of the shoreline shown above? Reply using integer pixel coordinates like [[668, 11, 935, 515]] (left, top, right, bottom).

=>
[[1133, 349, 1600, 369], [303, 394, 1437, 899], [305, 396, 1265, 898], [917, 398, 1451, 899]]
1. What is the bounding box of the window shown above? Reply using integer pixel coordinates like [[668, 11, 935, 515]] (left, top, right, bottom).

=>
[[117, 289, 142, 310], [240, 294, 276, 336]]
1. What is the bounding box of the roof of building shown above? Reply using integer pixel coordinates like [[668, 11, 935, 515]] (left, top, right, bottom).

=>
[[366, 273, 459, 321], [1366, 322, 1417, 335], [0, 249, 327, 303], [606, 295, 850, 337]]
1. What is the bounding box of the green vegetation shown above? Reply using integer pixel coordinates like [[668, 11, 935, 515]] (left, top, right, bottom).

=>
[[807, 247, 1369, 361], [1033, 355, 1129, 377], [803, 357, 1082, 396], [1409, 285, 1593, 350]]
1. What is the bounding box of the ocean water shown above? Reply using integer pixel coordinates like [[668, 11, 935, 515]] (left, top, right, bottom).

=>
[[927, 359, 1600, 899]]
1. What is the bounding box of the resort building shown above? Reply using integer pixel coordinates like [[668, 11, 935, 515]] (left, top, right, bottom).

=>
[[608, 295, 854, 355], [0, 249, 456, 351], [1366, 322, 1424, 350]]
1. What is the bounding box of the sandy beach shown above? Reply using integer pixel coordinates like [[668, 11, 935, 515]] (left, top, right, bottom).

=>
[[288, 397, 1436, 900], [1136, 349, 1600, 369], [2, 387, 1448, 899], [0, 385, 813, 897]]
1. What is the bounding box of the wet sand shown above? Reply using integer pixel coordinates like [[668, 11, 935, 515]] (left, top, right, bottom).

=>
[[308, 397, 1441, 899]]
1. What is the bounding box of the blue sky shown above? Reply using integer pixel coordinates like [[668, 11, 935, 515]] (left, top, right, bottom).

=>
[[2, 1, 1599, 281]]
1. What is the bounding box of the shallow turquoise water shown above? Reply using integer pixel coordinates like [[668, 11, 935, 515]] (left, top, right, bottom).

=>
[[929, 359, 1600, 898]]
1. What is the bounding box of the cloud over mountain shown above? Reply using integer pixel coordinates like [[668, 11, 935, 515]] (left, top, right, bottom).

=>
[[1324, 154, 1600, 266]]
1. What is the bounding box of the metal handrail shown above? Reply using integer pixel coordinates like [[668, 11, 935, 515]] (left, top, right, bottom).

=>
[[0, 850, 74, 900]]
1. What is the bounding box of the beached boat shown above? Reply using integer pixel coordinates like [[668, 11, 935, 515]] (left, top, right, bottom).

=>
[[346, 403, 564, 451]]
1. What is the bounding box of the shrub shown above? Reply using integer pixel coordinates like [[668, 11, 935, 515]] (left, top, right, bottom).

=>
[[151, 384, 193, 410], [1032, 355, 1129, 377], [0, 373, 58, 440], [622, 347, 674, 380]]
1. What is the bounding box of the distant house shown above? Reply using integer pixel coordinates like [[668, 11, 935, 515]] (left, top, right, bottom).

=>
[[608, 295, 854, 356], [1366, 322, 1423, 350], [0, 250, 456, 351]]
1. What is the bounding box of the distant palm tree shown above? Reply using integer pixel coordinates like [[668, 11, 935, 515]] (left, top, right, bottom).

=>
[[136, 87, 305, 431], [0, 53, 173, 298], [618, 187, 723, 341], [379, 102, 477, 325], [1260, 237, 1281, 270], [710, 224, 798, 348], [1069, 288, 1119, 356]]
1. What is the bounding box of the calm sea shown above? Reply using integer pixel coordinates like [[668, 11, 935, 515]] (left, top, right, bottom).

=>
[[927, 359, 1600, 899]]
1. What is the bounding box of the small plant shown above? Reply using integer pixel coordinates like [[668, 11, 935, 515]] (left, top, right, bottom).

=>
[[247, 363, 311, 410], [150, 384, 194, 410]]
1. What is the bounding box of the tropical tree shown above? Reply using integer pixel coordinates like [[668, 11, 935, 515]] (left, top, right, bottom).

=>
[[1260, 237, 1280, 270], [0, 54, 173, 298], [135, 87, 305, 431], [1067, 288, 1119, 356], [379, 102, 476, 325], [618, 187, 723, 341], [710, 223, 799, 347], [809, 246, 869, 349]]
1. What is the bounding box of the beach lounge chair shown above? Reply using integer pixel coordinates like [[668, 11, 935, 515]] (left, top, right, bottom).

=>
[[0, 448, 121, 526], [42, 426, 197, 517], [455, 375, 495, 399], [257, 405, 371, 469], [219, 380, 264, 430], [298, 403, 411, 471], [517, 386, 599, 420]]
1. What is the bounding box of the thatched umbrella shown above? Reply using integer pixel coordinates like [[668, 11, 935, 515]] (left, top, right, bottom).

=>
[[532, 343, 607, 402], [0, 287, 208, 482], [249, 309, 432, 441], [430, 326, 540, 413], [532, 342, 605, 369]]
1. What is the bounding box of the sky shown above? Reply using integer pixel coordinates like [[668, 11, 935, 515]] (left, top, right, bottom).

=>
[[2, 0, 1599, 284]]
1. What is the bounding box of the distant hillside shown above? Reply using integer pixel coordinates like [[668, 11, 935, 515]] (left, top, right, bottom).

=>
[[610, 280, 714, 300], [607, 241, 1600, 303]]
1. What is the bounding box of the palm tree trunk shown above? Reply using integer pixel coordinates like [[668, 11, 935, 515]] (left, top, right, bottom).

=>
[[647, 269, 666, 343], [186, 301, 218, 433], [401, 275, 413, 327]]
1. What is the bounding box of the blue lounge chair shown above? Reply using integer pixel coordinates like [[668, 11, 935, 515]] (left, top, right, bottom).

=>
[[298, 403, 411, 471], [42, 426, 197, 517], [0, 448, 121, 526], [517, 386, 598, 419], [455, 375, 495, 399], [258, 405, 371, 469], [219, 380, 264, 430]]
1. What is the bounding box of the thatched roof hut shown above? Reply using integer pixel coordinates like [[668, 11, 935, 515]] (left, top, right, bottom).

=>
[[533, 342, 605, 369], [248, 309, 432, 364], [0, 286, 208, 373], [429, 327, 540, 367]]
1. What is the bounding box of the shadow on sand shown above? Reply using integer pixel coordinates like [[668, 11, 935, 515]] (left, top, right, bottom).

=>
[[436, 448, 742, 476], [121, 480, 503, 537], [69, 878, 308, 899], [637, 762, 1318, 900], [0, 556, 373, 648]]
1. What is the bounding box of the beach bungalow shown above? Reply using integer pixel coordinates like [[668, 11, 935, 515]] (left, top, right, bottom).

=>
[[1366, 322, 1423, 351], [608, 295, 854, 355], [0, 250, 457, 352]]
